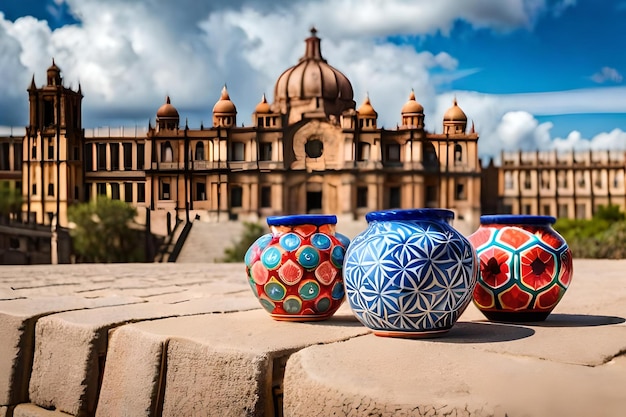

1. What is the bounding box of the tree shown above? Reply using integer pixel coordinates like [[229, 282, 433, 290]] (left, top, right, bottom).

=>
[[221, 222, 266, 263], [68, 196, 144, 262], [0, 181, 22, 222]]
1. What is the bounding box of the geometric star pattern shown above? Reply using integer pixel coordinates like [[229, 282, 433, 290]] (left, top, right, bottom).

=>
[[343, 218, 478, 334]]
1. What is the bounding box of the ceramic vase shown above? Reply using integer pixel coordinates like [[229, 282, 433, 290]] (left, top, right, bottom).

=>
[[343, 209, 478, 338], [245, 214, 349, 321], [468, 215, 573, 322]]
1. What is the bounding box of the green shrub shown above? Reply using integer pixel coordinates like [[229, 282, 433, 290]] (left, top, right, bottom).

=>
[[554, 204, 626, 259], [221, 222, 266, 263]]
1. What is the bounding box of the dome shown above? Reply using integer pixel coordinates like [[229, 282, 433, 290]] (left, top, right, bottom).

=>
[[273, 28, 354, 112], [156, 96, 179, 118], [357, 95, 377, 117], [443, 98, 467, 122], [401, 90, 424, 114], [46, 58, 62, 86], [47, 59, 61, 76], [213, 86, 237, 114], [255, 94, 271, 114]]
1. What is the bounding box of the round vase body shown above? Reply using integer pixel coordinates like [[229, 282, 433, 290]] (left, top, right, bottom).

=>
[[468, 215, 573, 322], [245, 215, 348, 321], [343, 209, 478, 338]]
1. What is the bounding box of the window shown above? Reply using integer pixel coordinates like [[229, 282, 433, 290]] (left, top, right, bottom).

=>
[[196, 182, 206, 201], [47, 139, 54, 159], [305, 139, 324, 158], [388, 186, 401, 209], [259, 142, 272, 161], [137, 183, 145, 203], [111, 183, 120, 200], [124, 143, 133, 169], [385, 144, 401, 162], [47, 183, 54, 196], [160, 180, 171, 200], [576, 203, 586, 219], [523, 171, 532, 189], [257, 117, 264, 127], [613, 170, 623, 188], [557, 171, 568, 188], [542, 204, 551, 215], [44, 100, 54, 127], [74, 186, 79, 200], [523, 204, 532, 215], [504, 172, 514, 189], [357, 143, 371, 161], [137, 144, 145, 169], [84, 144, 93, 171], [231, 142, 245, 161], [558, 204, 569, 218], [85, 184, 91, 201], [110, 144, 119, 170], [31, 144, 37, 159], [260, 186, 271, 208], [73, 146, 79, 161], [540, 171, 550, 189], [97, 183, 107, 196], [454, 144, 463, 164], [195, 142, 205, 161], [97, 143, 107, 170], [161, 142, 173, 163], [32, 184, 37, 195], [124, 183, 133, 202], [594, 171, 603, 188], [455, 179, 467, 201], [0, 143, 9, 170], [230, 186, 243, 207], [577, 172, 586, 187], [357, 186, 368, 208], [14, 143, 22, 170]]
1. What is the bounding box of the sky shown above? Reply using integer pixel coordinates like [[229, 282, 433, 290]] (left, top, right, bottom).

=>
[[1, 0, 626, 160]]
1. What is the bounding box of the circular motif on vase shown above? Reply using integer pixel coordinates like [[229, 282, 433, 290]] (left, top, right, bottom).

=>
[[330, 245, 345, 268], [265, 279, 287, 301], [296, 245, 320, 270], [331, 281, 345, 300], [311, 233, 332, 250], [261, 246, 283, 270], [315, 297, 331, 313], [298, 280, 320, 301], [279, 233, 302, 251], [283, 296, 303, 314]]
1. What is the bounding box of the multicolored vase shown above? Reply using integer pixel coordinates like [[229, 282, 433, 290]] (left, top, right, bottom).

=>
[[245, 214, 349, 321], [468, 215, 573, 322], [343, 209, 478, 338]]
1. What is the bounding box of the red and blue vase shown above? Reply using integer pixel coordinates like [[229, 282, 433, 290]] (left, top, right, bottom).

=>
[[245, 214, 349, 321], [468, 215, 573, 322]]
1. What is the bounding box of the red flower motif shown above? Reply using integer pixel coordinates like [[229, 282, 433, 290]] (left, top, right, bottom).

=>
[[520, 247, 555, 291], [479, 247, 510, 288]]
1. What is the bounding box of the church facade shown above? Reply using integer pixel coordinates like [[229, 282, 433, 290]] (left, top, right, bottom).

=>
[[0, 28, 482, 239]]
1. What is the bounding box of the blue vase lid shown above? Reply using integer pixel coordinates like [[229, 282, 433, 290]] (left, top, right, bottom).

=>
[[267, 214, 337, 227], [365, 208, 454, 223], [480, 214, 556, 226]]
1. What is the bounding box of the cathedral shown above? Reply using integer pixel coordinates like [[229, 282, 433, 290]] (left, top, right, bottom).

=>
[[0, 28, 482, 261]]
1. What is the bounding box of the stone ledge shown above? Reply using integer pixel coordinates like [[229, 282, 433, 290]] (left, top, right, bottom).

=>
[[0, 261, 625, 417]]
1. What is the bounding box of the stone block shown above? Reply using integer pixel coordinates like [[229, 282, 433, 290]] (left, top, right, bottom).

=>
[[0, 296, 140, 407], [13, 403, 72, 417], [96, 306, 369, 417]]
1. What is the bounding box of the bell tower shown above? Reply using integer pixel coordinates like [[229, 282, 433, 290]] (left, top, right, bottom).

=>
[[24, 59, 84, 227]]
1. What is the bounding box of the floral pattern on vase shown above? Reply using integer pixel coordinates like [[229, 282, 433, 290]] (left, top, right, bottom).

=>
[[245, 214, 348, 321], [343, 209, 478, 337], [468, 215, 573, 322]]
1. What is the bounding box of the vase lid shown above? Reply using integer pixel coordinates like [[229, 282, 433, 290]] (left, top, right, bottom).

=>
[[365, 208, 454, 223], [267, 214, 337, 227], [480, 214, 556, 225]]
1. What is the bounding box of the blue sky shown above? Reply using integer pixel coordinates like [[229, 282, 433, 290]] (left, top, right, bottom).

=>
[[0, 0, 625, 157]]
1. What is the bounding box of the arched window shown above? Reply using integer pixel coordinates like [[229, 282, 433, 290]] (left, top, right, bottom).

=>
[[195, 142, 205, 161], [454, 144, 463, 164], [162, 142, 173, 162]]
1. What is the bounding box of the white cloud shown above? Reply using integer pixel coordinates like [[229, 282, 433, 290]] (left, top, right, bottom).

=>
[[0, 0, 623, 161], [591, 67, 623, 84]]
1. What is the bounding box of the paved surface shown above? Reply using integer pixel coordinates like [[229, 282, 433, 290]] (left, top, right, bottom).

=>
[[0, 260, 625, 416]]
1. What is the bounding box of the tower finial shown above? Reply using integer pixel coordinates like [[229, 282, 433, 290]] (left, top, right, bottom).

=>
[[310, 26, 318, 37]]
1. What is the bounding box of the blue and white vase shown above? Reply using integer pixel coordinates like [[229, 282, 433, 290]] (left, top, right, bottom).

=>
[[343, 209, 479, 337]]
